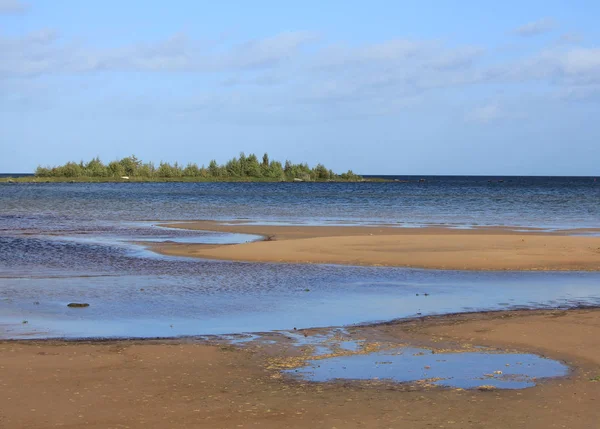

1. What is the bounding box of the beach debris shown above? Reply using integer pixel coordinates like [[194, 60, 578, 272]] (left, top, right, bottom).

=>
[[67, 303, 90, 308], [477, 385, 497, 391]]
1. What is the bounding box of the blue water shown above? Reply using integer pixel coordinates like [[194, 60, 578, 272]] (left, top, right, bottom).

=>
[[0, 179, 599, 340], [285, 348, 569, 389], [1, 177, 598, 229], [1, 227, 599, 339]]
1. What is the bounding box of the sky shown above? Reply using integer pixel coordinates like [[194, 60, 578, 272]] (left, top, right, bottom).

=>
[[1, 0, 599, 175]]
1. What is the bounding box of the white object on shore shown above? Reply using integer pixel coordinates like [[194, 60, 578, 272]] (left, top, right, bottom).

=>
[[121, 176, 130, 180]]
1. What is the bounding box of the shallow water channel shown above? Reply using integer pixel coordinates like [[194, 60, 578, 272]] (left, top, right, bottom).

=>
[[1, 224, 599, 339], [1, 224, 596, 389]]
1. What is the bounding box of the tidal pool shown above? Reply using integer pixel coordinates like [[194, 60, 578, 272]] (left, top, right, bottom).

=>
[[285, 348, 569, 389]]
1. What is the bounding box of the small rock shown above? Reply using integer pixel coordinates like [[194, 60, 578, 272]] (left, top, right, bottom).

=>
[[67, 303, 89, 308], [477, 385, 497, 391]]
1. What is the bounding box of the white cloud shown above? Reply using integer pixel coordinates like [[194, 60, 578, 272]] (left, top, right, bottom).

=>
[[2, 23, 600, 121], [228, 31, 318, 69], [514, 18, 556, 37], [429, 46, 485, 70], [526, 47, 600, 84], [557, 32, 583, 45], [466, 103, 503, 124], [0, 0, 28, 14], [0, 30, 319, 76], [557, 85, 600, 102]]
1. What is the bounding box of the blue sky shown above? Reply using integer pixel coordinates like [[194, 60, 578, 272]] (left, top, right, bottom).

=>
[[1, 0, 599, 175]]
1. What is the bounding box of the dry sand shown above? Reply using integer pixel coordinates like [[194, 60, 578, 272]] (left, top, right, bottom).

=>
[[153, 221, 600, 270], [2, 308, 599, 429]]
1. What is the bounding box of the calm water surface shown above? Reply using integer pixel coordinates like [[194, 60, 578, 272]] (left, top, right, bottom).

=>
[[0, 179, 599, 339], [1, 177, 598, 229]]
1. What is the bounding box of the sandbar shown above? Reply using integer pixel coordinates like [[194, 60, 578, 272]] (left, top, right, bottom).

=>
[[152, 221, 600, 270]]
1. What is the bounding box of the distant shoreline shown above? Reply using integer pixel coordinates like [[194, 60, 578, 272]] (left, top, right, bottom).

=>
[[0, 176, 385, 183]]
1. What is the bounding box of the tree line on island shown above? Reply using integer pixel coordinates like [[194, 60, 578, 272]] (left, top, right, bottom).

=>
[[34, 153, 363, 182]]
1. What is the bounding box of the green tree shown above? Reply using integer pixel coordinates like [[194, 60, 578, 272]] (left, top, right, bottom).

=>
[[284, 160, 292, 177], [119, 155, 141, 177], [183, 163, 200, 177], [313, 163, 330, 180], [208, 160, 220, 177], [137, 162, 155, 178], [226, 157, 242, 177], [35, 166, 51, 177], [157, 162, 174, 177], [108, 161, 125, 177], [85, 157, 108, 177], [238, 152, 247, 176], [245, 153, 261, 177], [268, 160, 284, 179], [30, 154, 362, 182]]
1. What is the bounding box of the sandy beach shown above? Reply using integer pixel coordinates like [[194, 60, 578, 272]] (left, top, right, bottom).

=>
[[3, 308, 599, 429], [153, 221, 600, 270]]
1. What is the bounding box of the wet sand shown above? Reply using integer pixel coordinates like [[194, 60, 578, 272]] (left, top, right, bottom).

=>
[[154, 221, 600, 270], [3, 308, 599, 429]]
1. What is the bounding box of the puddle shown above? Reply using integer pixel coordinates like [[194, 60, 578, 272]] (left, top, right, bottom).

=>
[[284, 348, 569, 389], [280, 329, 365, 356]]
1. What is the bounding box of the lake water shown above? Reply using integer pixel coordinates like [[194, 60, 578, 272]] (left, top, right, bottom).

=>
[[1, 179, 599, 340], [1, 177, 599, 229]]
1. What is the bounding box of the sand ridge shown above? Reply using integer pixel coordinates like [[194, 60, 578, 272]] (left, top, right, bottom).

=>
[[153, 221, 600, 270]]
